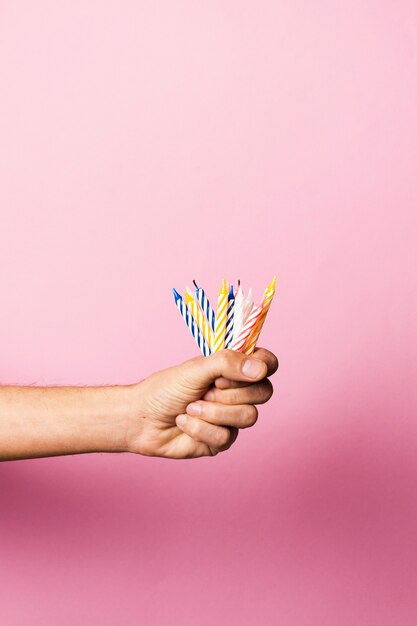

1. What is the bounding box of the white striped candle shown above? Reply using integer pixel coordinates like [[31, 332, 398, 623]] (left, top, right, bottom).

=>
[[242, 287, 254, 322], [231, 283, 245, 345]]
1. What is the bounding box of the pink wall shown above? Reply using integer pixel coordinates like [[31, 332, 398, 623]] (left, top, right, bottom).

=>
[[1, 1, 416, 624]]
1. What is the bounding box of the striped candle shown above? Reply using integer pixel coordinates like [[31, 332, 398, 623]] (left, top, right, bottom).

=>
[[172, 288, 210, 356], [243, 287, 254, 321], [231, 282, 245, 344], [243, 276, 277, 355], [232, 303, 264, 352], [184, 291, 213, 354], [193, 280, 216, 332], [224, 284, 235, 349], [213, 279, 228, 352]]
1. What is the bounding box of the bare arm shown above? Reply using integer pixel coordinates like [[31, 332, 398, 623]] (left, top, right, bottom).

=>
[[0, 348, 278, 461], [0, 384, 132, 460]]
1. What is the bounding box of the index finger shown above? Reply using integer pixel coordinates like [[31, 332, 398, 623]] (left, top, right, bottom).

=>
[[252, 347, 279, 377]]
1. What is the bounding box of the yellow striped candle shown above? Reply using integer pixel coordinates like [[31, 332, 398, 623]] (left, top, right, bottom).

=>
[[243, 276, 277, 355], [213, 279, 228, 352], [184, 291, 214, 352]]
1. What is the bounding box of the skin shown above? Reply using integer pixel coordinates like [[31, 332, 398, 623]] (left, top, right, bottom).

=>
[[0, 347, 278, 461]]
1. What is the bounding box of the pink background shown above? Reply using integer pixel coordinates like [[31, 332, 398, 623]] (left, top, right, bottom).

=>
[[1, 1, 416, 624]]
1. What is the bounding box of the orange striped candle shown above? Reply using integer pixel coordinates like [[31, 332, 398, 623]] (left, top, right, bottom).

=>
[[243, 276, 277, 355], [232, 303, 263, 352], [213, 279, 228, 352]]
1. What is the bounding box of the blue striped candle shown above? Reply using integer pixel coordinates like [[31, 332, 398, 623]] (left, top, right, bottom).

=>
[[173, 288, 210, 356], [224, 284, 235, 349], [193, 280, 216, 332]]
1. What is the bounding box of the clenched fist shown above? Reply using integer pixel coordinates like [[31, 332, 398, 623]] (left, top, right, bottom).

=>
[[126, 347, 278, 459]]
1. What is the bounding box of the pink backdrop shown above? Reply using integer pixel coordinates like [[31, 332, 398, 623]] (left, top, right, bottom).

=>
[[1, 2, 417, 624]]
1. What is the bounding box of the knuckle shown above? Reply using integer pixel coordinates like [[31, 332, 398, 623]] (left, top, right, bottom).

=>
[[273, 355, 279, 371], [188, 418, 201, 438], [214, 377, 229, 389], [259, 380, 273, 403], [205, 388, 218, 402], [221, 349, 235, 370], [214, 427, 230, 449], [229, 388, 241, 404], [223, 426, 239, 450], [244, 405, 258, 427], [265, 380, 274, 400]]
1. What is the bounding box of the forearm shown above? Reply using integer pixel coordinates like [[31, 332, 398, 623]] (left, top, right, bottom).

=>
[[0, 384, 135, 461], [0, 349, 278, 461]]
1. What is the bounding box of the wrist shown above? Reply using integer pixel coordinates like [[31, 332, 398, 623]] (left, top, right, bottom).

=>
[[118, 380, 147, 454], [98, 383, 141, 454]]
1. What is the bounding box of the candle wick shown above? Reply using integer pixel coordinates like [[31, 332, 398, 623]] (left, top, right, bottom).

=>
[[193, 279, 199, 289]]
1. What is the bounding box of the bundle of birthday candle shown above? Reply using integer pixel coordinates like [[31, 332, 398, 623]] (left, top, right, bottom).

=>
[[172, 276, 276, 356]]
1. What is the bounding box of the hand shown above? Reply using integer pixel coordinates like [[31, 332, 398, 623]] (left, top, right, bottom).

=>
[[126, 347, 278, 459]]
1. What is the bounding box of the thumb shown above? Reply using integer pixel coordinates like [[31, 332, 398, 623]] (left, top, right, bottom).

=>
[[181, 349, 268, 389]]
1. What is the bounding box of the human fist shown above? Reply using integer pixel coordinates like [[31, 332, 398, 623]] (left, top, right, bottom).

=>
[[125, 347, 278, 459]]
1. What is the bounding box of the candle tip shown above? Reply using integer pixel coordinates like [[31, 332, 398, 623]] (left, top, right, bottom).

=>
[[172, 288, 182, 302]]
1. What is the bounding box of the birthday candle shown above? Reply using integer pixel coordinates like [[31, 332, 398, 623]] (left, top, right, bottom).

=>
[[232, 303, 264, 352], [172, 289, 210, 356], [224, 284, 235, 349], [243, 287, 254, 322], [231, 282, 245, 346], [193, 280, 216, 332], [213, 279, 228, 352], [243, 276, 277, 355], [184, 291, 213, 354]]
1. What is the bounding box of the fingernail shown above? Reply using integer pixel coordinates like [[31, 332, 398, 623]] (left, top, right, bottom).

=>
[[204, 390, 215, 401], [187, 403, 202, 416], [242, 358, 265, 379], [177, 415, 187, 427]]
